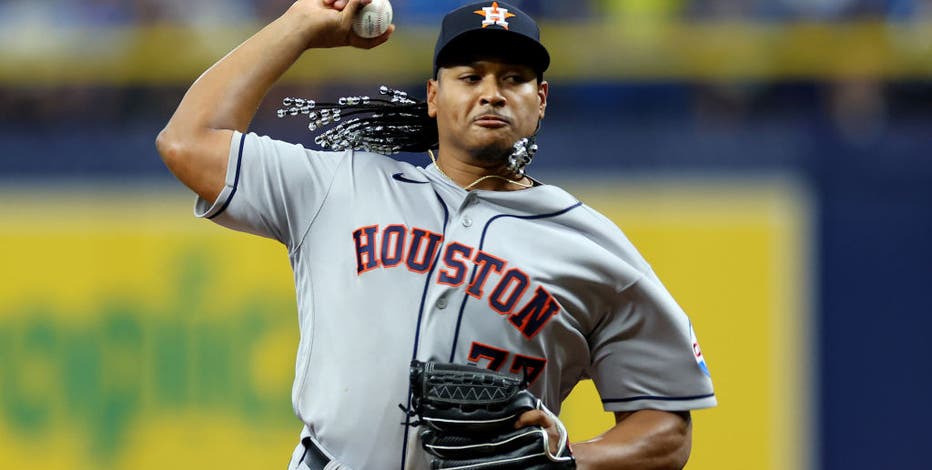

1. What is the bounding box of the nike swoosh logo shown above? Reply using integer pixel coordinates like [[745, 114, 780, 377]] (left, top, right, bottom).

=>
[[392, 172, 429, 184]]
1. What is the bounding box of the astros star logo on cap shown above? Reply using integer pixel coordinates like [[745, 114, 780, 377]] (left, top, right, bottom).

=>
[[474, 2, 516, 29]]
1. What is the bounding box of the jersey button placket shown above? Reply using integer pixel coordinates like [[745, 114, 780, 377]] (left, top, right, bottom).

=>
[[460, 194, 478, 228]]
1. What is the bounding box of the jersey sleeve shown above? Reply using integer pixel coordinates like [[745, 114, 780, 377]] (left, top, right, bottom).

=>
[[588, 273, 717, 412], [194, 131, 346, 249]]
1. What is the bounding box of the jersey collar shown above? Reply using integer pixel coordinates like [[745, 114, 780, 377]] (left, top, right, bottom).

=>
[[420, 163, 580, 216]]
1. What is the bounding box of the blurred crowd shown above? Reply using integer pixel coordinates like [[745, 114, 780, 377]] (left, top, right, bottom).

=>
[[1, 0, 929, 156], [0, 0, 930, 27]]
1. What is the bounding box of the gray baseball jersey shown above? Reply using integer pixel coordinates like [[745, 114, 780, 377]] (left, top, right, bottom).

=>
[[194, 131, 716, 469]]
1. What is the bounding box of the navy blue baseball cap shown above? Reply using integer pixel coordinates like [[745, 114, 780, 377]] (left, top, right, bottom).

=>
[[433, 1, 550, 79]]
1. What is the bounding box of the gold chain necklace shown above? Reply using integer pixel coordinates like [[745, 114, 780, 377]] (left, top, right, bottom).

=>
[[428, 149, 533, 191]]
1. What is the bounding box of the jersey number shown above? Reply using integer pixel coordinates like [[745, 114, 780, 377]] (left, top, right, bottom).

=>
[[468, 341, 547, 384]]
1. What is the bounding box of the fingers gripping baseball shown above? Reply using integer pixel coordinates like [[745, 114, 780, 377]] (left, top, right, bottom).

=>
[[292, 0, 393, 49]]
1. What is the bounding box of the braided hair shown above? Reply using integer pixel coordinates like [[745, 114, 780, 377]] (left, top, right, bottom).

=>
[[276, 85, 538, 178], [276, 86, 438, 154]]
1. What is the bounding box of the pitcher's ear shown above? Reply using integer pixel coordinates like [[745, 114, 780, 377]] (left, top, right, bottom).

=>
[[538, 81, 549, 119], [427, 78, 439, 118]]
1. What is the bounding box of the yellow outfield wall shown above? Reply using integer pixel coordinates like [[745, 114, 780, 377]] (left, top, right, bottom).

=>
[[0, 178, 812, 469]]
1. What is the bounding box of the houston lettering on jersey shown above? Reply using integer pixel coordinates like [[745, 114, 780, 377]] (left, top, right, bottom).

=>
[[352, 224, 561, 339]]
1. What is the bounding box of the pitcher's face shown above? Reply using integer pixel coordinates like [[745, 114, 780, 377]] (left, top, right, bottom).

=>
[[428, 60, 547, 162]]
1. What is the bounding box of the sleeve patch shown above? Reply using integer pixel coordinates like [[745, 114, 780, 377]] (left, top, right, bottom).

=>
[[690, 322, 711, 378]]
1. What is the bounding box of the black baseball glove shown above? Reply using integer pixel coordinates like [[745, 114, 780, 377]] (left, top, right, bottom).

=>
[[409, 360, 576, 469]]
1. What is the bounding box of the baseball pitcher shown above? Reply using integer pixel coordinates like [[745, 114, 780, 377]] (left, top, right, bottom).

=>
[[156, 1, 716, 469]]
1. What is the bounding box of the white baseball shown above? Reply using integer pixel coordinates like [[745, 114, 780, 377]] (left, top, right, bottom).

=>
[[352, 0, 393, 39]]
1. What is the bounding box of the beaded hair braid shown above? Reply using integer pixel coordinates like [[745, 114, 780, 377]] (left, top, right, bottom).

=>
[[276, 86, 438, 154], [276, 85, 539, 178]]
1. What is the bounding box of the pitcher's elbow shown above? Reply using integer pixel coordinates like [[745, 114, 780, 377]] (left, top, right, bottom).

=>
[[155, 128, 187, 169]]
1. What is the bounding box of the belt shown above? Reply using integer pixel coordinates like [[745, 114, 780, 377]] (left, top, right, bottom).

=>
[[301, 437, 332, 470]]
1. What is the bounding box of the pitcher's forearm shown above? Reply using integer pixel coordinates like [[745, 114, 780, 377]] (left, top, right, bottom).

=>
[[572, 411, 692, 470]]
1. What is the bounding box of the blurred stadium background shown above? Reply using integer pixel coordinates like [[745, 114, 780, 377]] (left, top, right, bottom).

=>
[[1, 0, 930, 469]]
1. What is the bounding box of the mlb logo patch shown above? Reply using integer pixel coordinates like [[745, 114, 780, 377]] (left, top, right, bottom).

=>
[[474, 2, 516, 29], [690, 323, 711, 377]]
